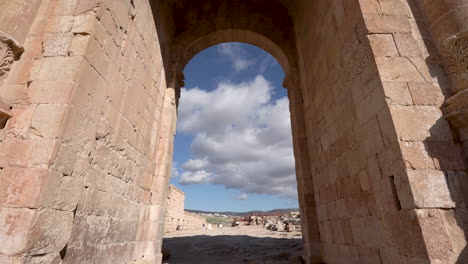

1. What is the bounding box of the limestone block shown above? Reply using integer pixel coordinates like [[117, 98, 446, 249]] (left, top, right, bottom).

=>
[[72, 14, 97, 35], [48, 0, 79, 16], [22, 35, 43, 60], [74, 0, 101, 16], [406, 170, 455, 209], [416, 209, 458, 262], [0, 84, 27, 102], [407, 83, 445, 107], [364, 14, 411, 33], [0, 208, 35, 255], [37, 56, 82, 81], [382, 82, 413, 106], [355, 84, 386, 125], [42, 33, 73, 57], [400, 142, 436, 170], [44, 16, 74, 33], [83, 36, 111, 79], [52, 143, 79, 176], [375, 57, 425, 83], [0, 167, 48, 208], [360, 116, 384, 155], [53, 176, 83, 211], [377, 143, 406, 177], [382, 210, 428, 258], [367, 34, 399, 57], [389, 106, 453, 141], [27, 80, 75, 104], [0, 139, 58, 168], [393, 33, 423, 57], [31, 104, 67, 139]]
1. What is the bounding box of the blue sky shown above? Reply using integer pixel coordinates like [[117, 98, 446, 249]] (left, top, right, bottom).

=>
[[170, 43, 299, 212]]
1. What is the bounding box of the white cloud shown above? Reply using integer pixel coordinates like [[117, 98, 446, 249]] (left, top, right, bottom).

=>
[[181, 159, 210, 171], [218, 43, 256, 71], [171, 164, 180, 178], [179, 170, 211, 184], [235, 193, 249, 200], [177, 75, 298, 199]]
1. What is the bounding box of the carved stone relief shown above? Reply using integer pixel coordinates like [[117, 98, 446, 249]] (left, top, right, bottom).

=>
[[443, 32, 468, 94], [442, 32, 468, 135], [0, 32, 23, 83]]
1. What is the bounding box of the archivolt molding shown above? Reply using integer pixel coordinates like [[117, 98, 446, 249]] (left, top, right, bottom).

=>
[[0, 32, 23, 82]]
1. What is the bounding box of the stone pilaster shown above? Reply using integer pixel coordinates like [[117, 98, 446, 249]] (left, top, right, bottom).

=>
[[415, 1, 468, 141], [285, 72, 322, 264]]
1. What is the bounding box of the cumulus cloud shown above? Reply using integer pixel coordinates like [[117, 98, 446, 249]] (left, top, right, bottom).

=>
[[218, 43, 256, 71], [171, 164, 180, 178], [235, 193, 249, 200], [179, 170, 212, 184], [177, 75, 298, 199]]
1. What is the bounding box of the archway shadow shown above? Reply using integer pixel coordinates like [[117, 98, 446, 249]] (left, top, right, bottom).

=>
[[406, 2, 468, 263], [162, 233, 303, 264]]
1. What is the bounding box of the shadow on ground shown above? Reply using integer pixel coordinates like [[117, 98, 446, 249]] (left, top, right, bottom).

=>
[[162, 234, 303, 264]]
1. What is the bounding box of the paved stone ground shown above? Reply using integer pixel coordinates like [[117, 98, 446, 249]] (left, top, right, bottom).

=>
[[162, 226, 303, 264]]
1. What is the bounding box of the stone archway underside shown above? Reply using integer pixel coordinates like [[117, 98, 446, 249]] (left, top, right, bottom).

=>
[[1, 0, 468, 263]]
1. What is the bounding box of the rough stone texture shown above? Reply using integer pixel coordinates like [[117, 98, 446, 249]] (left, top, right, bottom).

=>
[[0, 0, 468, 264], [164, 185, 206, 233]]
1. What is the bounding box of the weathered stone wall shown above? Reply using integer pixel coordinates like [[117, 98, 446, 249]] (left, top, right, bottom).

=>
[[292, 0, 467, 263], [0, 0, 175, 263], [164, 185, 206, 233], [182, 212, 206, 230], [0, 0, 44, 44], [163, 185, 184, 232]]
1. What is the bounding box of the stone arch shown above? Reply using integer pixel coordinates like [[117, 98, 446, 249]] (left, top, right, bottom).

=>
[[173, 29, 292, 79], [163, 0, 298, 87]]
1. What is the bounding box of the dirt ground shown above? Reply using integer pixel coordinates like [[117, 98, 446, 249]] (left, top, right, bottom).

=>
[[162, 225, 304, 264]]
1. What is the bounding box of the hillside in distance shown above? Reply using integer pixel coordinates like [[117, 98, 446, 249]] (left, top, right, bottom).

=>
[[186, 208, 300, 216]]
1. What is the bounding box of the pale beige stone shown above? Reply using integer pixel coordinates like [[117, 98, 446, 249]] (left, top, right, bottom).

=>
[[407, 170, 455, 209], [389, 106, 453, 141], [31, 104, 67, 138], [368, 34, 399, 57]]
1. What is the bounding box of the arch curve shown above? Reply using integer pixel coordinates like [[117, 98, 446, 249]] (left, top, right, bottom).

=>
[[164, 0, 298, 88], [178, 29, 291, 76]]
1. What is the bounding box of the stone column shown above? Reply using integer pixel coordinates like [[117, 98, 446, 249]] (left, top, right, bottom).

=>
[[415, 1, 468, 144], [284, 73, 322, 264], [150, 70, 181, 264]]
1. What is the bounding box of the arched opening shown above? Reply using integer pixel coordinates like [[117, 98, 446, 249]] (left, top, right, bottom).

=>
[[162, 42, 308, 263]]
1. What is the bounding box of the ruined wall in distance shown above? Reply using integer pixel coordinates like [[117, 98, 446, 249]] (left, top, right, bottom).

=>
[[163, 185, 185, 232], [164, 185, 206, 233]]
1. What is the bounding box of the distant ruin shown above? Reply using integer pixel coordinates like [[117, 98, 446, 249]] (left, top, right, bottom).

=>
[[164, 185, 206, 233], [1, 0, 468, 263]]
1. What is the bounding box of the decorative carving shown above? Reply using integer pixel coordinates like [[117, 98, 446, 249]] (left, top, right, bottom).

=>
[[442, 33, 468, 93], [0, 38, 14, 80], [0, 32, 23, 83], [442, 32, 468, 130]]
